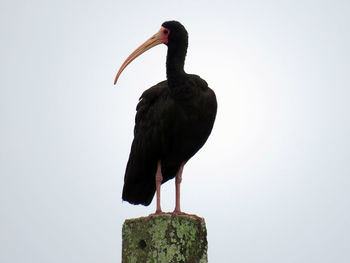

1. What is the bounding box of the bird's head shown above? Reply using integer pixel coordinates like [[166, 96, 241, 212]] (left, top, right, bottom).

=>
[[114, 21, 187, 85], [161, 21, 188, 49]]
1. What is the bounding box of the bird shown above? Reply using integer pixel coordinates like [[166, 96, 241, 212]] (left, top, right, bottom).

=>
[[114, 21, 217, 216]]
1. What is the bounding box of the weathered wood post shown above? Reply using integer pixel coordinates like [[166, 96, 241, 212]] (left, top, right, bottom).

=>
[[122, 214, 208, 262]]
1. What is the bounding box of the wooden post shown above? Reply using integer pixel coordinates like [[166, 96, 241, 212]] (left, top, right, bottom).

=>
[[122, 214, 208, 263]]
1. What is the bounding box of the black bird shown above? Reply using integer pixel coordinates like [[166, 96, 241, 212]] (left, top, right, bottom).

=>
[[114, 21, 217, 215]]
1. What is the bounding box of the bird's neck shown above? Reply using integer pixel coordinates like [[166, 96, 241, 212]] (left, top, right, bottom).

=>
[[166, 44, 187, 86]]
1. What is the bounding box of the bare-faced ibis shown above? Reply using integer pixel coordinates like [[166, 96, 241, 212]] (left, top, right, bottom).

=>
[[114, 21, 217, 215]]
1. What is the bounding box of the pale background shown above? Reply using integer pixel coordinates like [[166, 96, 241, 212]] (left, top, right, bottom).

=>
[[1, 0, 349, 262]]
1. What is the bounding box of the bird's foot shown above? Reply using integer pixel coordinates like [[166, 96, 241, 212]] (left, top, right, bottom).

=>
[[171, 210, 204, 221], [147, 210, 203, 221], [148, 210, 166, 218], [172, 209, 184, 215]]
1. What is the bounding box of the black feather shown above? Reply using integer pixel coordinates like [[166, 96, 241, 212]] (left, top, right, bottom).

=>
[[122, 21, 217, 206]]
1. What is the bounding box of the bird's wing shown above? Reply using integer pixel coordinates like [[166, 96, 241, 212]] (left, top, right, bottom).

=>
[[122, 81, 169, 205]]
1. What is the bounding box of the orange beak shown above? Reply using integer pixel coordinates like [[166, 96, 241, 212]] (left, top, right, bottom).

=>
[[114, 27, 169, 85]]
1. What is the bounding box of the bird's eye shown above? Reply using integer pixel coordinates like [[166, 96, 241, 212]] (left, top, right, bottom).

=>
[[163, 29, 169, 35]]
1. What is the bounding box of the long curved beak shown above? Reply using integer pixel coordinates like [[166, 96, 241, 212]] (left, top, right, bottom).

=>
[[114, 27, 167, 85]]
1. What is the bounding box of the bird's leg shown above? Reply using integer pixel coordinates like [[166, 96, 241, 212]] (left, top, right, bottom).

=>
[[173, 162, 185, 214], [155, 161, 163, 214], [171, 163, 203, 221]]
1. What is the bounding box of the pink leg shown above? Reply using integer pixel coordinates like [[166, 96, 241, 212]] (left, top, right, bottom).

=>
[[155, 161, 163, 214], [173, 162, 185, 214]]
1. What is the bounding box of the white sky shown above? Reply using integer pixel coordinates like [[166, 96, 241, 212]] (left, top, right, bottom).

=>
[[1, 0, 350, 262]]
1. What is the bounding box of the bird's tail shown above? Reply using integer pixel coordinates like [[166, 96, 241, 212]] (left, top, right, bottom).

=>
[[122, 178, 156, 206], [122, 156, 157, 206]]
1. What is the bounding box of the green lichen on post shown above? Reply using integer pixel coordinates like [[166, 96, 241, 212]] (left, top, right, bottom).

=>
[[122, 214, 208, 263]]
